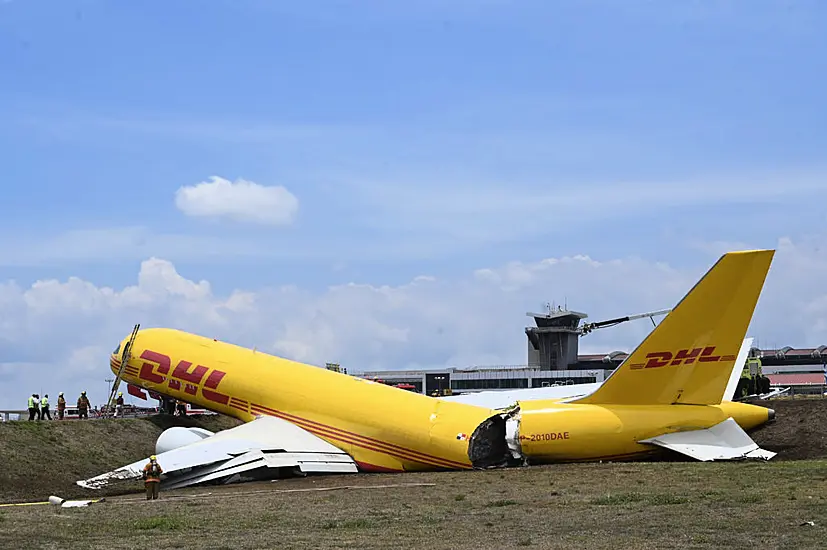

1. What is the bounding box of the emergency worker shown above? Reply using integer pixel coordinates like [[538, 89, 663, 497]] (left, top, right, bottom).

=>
[[77, 391, 91, 419], [142, 455, 163, 500], [57, 392, 66, 420], [115, 392, 124, 418], [746, 356, 763, 396], [40, 394, 51, 420], [27, 394, 38, 421], [33, 394, 41, 420]]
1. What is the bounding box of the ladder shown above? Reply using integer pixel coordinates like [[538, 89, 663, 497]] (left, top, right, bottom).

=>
[[105, 323, 140, 418]]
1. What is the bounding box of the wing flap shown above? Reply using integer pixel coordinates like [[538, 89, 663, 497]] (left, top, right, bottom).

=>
[[639, 417, 776, 461], [77, 415, 357, 490]]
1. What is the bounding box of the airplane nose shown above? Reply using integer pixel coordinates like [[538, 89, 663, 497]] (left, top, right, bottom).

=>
[[767, 408, 775, 421]]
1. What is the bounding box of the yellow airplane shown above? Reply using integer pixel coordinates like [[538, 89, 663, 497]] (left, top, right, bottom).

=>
[[78, 249, 777, 490]]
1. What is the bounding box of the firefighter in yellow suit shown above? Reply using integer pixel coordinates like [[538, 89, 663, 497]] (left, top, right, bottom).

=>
[[142, 455, 163, 500]]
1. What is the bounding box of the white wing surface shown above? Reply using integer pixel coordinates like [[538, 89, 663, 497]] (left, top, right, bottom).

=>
[[77, 415, 357, 490], [638, 417, 776, 461]]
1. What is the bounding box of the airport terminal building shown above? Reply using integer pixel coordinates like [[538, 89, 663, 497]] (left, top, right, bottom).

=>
[[353, 309, 827, 396]]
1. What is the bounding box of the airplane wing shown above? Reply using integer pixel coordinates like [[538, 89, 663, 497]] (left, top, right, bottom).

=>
[[759, 387, 790, 399], [77, 416, 358, 491], [440, 383, 602, 409], [736, 387, 791, 401], [638, 417, 776, 461]]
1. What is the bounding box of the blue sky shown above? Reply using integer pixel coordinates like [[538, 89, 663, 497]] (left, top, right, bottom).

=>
[[1, 0, 827, 407]]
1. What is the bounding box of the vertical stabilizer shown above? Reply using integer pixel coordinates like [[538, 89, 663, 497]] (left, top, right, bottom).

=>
[[570, 250, 774, 406]]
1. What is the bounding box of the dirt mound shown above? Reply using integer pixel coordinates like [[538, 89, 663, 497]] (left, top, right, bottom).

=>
[[748, 398, 827, 460], [0, 414, 241, 504]]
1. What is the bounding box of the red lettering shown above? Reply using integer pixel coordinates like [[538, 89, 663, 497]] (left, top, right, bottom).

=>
[[697, 346, 721, 362], [139, 350, 171, 384], [204, 370, 226, 389], [127, 383, 147, 400], [644, 351, 673, 368], [564, 432, 570, 439], [202, 370, 230, 405], [136, 350, 231, 406], [671, 348, 702, 366], [171, 360, 209, 385]]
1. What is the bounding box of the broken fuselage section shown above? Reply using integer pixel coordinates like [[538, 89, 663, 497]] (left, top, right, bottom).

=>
[[466, 398, 775, 466]]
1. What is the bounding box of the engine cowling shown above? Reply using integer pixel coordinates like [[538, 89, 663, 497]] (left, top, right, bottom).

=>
[[155, 427, 214, 454]]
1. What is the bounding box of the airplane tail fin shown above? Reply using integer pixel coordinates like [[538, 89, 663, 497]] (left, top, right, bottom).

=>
[[570, 250, 774, 406]]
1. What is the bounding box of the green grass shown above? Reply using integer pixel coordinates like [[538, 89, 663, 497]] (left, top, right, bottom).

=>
[[0, 414, 241, 504], [1, 397, 826, 549], [133, 516, 185, 531], [2, 461, 820, 549]]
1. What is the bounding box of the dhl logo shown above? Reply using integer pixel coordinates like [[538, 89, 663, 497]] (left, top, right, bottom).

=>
[[630, 346, 737, 370], [136, 350, 231, 406]]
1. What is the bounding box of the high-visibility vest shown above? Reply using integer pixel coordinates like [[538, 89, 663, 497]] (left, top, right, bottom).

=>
[[41, 397, 48, 407], [27, 396, 35, 408], [747, 358, 762, 376], [143, 461, 163, 482]]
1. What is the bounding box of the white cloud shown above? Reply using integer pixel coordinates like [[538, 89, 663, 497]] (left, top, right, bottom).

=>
[[175, 176, 299, 225], [1, 238, 826, 408], [1, 167, 824, 267]]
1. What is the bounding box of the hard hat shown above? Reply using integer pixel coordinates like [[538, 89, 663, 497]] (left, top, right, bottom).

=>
[[59, 392, 63, 396], [118, 392, 123, 396], [81, 391, 86, 394], [150, 455, 157, 461]]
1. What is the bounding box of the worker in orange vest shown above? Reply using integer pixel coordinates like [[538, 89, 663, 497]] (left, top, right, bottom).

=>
[[57, 392, 66, 420], [141, 455, 163, 500]]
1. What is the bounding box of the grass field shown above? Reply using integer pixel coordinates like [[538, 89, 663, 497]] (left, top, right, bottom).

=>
[[2, 460, 825, 549], [0, 414, 241, 503], [1, 398, 826, 548]]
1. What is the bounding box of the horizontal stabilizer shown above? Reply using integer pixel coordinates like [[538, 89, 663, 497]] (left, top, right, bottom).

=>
[[77, 415, 358, 490], [639, 417, 776, 461]]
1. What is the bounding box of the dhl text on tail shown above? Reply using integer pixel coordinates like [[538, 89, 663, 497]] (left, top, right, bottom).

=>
[[79, 249, 778, 490]]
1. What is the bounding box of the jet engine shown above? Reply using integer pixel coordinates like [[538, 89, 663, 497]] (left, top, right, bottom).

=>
[[155, 427, 215, 454]]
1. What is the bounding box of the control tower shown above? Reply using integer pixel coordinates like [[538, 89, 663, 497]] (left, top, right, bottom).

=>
[[525, 307, 588, 370]]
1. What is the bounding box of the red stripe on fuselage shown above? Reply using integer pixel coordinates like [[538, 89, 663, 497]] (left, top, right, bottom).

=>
[[355, 461, 404, 473], [113, 356, 471, 471], [249, 403, 469, 470]]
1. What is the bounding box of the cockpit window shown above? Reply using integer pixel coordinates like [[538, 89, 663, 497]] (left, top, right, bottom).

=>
[[113, 343, 121, 355]]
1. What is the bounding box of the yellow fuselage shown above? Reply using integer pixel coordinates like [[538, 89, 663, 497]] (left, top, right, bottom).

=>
[[517, 399, 771, 462], [114, 328, 494, 472], [112, 328, 773, 470]]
